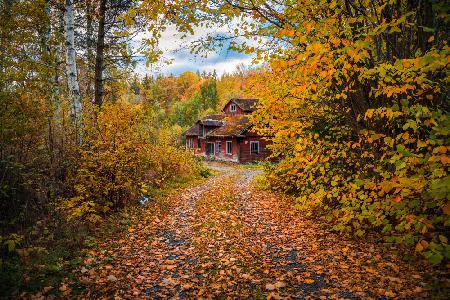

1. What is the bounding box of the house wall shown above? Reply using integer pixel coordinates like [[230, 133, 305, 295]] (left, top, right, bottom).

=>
[[194, 133, 273, 163], [200, 138, 205, 152], [198, 137, 239, 162], [185, 136, 201, 154], [190, 129, 273, 163], [238, 132, 272, 163], [223, 101, 244, 116], [185, 136, 197, 148]]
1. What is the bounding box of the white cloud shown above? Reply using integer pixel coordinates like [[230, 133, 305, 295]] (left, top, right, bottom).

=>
[[133, 17, 258, 77]]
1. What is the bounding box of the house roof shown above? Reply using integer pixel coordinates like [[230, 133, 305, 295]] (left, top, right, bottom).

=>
[[185, 115, 225, 136], [225, 98, 259, 112], [198, 114, 226, 126], [207, 115, 251, 137], [185, 106, 257, 138], [184, 123, 199, 136]]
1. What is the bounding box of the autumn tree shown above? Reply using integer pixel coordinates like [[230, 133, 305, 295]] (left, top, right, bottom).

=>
[[135, 0, 450, 263], [217, 0, 450, 263]]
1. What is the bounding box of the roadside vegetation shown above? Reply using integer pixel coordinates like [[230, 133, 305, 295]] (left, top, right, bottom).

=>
[[1, 0, 448, 297]]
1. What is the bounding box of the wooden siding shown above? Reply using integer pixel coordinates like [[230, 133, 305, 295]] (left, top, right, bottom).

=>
[[223, 101, 244, 116], [197, 137, 239, 162], [189, 124, 273, 163], [238, 136, 272, 163], [185, 136, 202, 155]]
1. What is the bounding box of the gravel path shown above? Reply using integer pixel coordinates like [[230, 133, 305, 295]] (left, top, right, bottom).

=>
[[77, 162, 435, 299]]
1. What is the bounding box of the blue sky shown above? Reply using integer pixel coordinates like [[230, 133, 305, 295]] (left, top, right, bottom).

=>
[[135, 23, 255, 77]]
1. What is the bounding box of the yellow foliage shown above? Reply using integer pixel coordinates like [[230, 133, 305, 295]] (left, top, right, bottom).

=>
[[61, 101, 198, 223], [241, 0, 450, 264]]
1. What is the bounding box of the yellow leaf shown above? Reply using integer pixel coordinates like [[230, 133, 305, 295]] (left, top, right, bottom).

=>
[[304, 278, 315, 284], [415, 240, 428, 252], [365, 109, 374, 119]]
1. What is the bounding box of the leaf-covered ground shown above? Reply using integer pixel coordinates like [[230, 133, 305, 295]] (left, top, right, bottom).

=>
[[69, 163, 445, 299]]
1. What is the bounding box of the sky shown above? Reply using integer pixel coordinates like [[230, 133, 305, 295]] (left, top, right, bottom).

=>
[[134, 22, 255, 77]]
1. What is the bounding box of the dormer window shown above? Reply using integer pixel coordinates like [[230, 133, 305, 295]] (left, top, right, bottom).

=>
[[230, 103, 237, 112]]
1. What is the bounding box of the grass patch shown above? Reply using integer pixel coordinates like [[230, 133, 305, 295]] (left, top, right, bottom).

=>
[[252, 173, 271, 191]]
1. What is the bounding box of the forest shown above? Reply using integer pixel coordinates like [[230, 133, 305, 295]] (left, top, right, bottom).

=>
[[1, 0, 449, 298]]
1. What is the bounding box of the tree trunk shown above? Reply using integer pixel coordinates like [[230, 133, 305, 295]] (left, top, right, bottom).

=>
[[94, 0, 107, 107], [0, 0, 14, 93], [42, 0, 54, 164], [64, 0, 82, 127], [86, 0, 94, 100]]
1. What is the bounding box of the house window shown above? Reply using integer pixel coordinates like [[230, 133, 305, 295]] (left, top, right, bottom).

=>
[[206, 142, 215, 155], [186, 138, 194, 149], [226, 141, 233, 154], [216, 141, 221, 153], [250, 141, 260, 154], [230, 104, 236, 112]]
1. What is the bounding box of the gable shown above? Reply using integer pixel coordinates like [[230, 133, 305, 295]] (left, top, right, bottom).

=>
[[232, 98, 258, 112], [222, 98, 258, 114]]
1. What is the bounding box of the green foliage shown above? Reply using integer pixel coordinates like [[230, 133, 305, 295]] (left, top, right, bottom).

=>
[[200, 78, 218, 110], [196, 162, 214, 178], [170, 92, 202, 127]]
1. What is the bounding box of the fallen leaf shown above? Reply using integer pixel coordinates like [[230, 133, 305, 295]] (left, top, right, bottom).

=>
[[385, 290, 396, 297], [59, 284, 68, 292], [212, 283, 222, 289], [107, 275, 117, 282], [415, 240, 428, 252], [165, 264, 177, 270]]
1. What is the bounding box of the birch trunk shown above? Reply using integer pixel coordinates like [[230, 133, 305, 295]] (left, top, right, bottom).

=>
[[64, 0, 82, 131]]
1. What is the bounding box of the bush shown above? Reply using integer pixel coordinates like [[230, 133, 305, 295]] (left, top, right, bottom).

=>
[[61, 101, 198, 223], [248, 2, 450, 264]]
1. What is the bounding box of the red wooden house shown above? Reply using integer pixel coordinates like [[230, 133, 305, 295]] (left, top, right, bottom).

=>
[[184, 98, 272, 163]]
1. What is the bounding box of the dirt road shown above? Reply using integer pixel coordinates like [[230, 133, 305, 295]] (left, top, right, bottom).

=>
[[78, 162, 436, 299]]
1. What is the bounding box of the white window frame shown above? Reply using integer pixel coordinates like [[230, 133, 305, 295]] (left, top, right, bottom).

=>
[[206, 142, 215, 155], [226, 141, 233, 155], [250, 141, 260, 154], [230, 103, 237, 112], [186, 138, 193, 149], [216, 141, 221, 153]]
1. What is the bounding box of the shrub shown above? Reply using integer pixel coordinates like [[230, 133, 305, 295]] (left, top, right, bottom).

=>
[[61, 101, 198, 223]]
